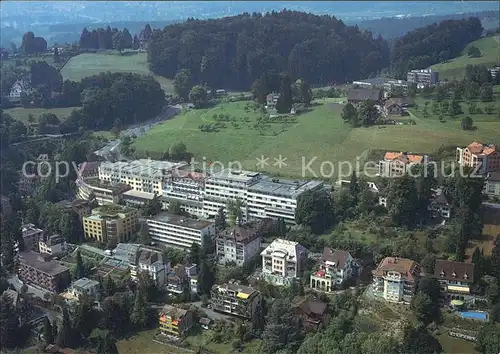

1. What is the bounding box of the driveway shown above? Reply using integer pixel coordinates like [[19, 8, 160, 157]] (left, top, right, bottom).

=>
[[190, 301, 232, 321]]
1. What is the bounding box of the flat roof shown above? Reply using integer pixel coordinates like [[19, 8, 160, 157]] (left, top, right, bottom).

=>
[[19, 251, 69, 276], [122, 189, 156, 200], [72, 277, 99, 289], [207, 169, 261, 183], [148, 212, 213, 230], [91, 204, 136, 218], [248, 176, 323, 199], [81, 179, 131, 194], [100, 159, 188, 178], [22, 224, 44, 237]]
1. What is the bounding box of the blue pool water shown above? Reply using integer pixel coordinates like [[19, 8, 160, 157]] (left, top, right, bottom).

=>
[[457, 311, 488, 321]]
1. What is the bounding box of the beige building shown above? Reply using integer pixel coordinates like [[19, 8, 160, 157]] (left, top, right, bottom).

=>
[[379, 151, 429, 177], [456, 142, 500, 175], [216, 222, 262, 266], [39, 234, 66, 256], [83, 205, 138, 243], [434, 260, 475, 302], [310, 248, 358, 292], [372, 257, 422, 303]]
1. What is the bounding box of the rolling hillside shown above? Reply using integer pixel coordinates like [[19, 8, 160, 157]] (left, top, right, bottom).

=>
[[431, 35, 499, 80]]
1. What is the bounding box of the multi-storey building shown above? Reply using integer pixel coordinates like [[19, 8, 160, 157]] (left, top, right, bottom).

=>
[[158, 304, 194, 338], [77, 161, 101, 179], [99, 159, 188, 195], [428, 193, 452, 219], [203, 169, 262, 220], [406, 69, 439, 86], [146, 212, 214, 249], [485, 172, 500, 197], [55, 199, 91, 219], [310, 247, 358, 292], [130, 248, 170, 287], [39, 234, 66, 256], [69, 277, 100, 300], [76, 178, 131, 205], [261, 238, 308, 286], [247, 177, 325, 224], [122, 189, 156, 208], [434, 260, 475, 302], [83, 205, 138, 243], [379, 151, 429, 177], [21, 223, 44, 251], [17, 251, 70, 293], [456, 142, 500, 175], [372, 257, 422, 303], [216, 223, 262, 266], [210, 282, 262, 319]]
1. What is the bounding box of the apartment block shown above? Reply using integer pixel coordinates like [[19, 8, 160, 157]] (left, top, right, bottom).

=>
[[434, 260, 475, 302], [310, 247, 358, 292], [210, 282, 262, 319], [216, 223, 262, 266], [203, 169, 262, 220], [485, 172, 500, 197], [17, 251, 70, 293], [76, 178, 131, 205], [146, 212, 214, 249], [406, 68, 439, 86], [247, 177, 325, 224], [21, 223, 44, 251], [39, 234, 67, 256], [379, 151, 429, 177], [99, 159, 188, 195], [158, 304, 194, 338], [261, 238, 308, 286], [130, 248, 170, 287], [83, 205, 138, 243], [372, 257, 422, 303], [456, 142, 500, 175], [55, 199, 91, 219]]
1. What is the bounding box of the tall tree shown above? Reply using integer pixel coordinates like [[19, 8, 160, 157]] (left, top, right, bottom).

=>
[[112, 31, 124, 53], [130, 289, 147, 329], [214, 206, 228, 231], [341, 103, 358, 127], [295, 188, 335, 234], [189, 85, 208, 108], [73, 294, 95, 342], [227, 198, 244, 226], [262, 298, 303, 353], [75, 250, 85, 279], [197, 259, 215, 296], [387, 175, 418, 229], [122, 28, 133, 49], [56, 308, 72, 348], [0, 294, 19, 349], [173, 69, 194, 100], [476, 323, 500, 354], [275, 74, 293, 114]]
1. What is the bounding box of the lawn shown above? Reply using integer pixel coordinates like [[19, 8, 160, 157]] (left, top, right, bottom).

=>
[[4, 106, 80, 123], [434, 334, 478, 354], [431, 35, 500, 81], [134, 94, 500, 178], [116, 329, 184, 354], [61, 51, 173, 92]]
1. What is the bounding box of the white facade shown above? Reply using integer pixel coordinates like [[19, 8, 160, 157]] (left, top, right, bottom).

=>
[[39, 234, 66, 256], [9, 80, 33, 99], [70, 277, 100, 299], [260, 238, 308, 286], [146, 213, 215, 249], [310, 248, 357, 292], [130, 249, 171, 287]]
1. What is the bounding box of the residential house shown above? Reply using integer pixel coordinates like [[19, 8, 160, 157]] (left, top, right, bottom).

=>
[[293, 297, 328, 329], [129, 248, 170, 287], [406, 69, 439, 86], [347, 88, 382, 105], [9, 80, 33, 99], [428, 193, 452, 219], [266, 93, 279, 109], [372, 257, 422, 303], [488, 66, 500, 79], [456, 142, 500, 175], [216, 222, 262, 266], [485, 172, 500, 197], [55, 199, 91, 219], [69, 277, 100, 300], [158, 304, 194, 338], [384, 100, 403, 116], [260, 238, 308, 286], [310, 247, 358, 292], [379, 151, 429, 178], [434, 260, 475, 302], [39, 234, 67, 257], [17, 251, 70, 293], [166, 264, 190, 294], [21, 223, 44, 251], [210, 282, 262, 319]]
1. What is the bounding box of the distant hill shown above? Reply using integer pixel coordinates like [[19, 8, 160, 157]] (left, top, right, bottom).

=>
[[431, 35, 500, 81], [356, 10, 499, 39]]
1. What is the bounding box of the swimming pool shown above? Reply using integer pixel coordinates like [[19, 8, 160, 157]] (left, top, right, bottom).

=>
[[457, 311, 488, 321]]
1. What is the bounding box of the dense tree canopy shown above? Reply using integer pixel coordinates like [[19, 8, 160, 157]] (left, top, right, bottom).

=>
[[391, 17, 482, 78], [20, 31, 47, 54], [148, 10, 389, 89]]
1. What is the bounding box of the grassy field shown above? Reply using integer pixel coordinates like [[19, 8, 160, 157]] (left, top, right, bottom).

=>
[[116, 329, 184, 354], [134, 92, 500, 178], [431, 35, 500, 80], [61, 51, 173, 92], [4, 106, 80, 123], [434, 334, 478, 354]]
